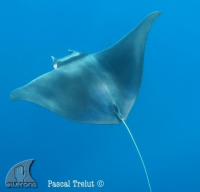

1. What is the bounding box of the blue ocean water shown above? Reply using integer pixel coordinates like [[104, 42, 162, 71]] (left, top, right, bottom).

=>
[[0, 0, 200, 192]]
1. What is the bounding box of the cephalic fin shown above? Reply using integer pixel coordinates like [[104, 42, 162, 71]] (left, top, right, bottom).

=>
[[68, 49, 75, 54]]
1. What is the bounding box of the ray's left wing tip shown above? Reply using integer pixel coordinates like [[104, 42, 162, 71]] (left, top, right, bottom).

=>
[[10, 88, 22, 101], [10, 89, 17, 101]]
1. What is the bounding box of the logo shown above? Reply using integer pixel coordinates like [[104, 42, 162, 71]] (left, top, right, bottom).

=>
[[5, 159, 37, 188]]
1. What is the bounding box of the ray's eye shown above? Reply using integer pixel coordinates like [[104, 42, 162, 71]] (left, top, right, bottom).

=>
[[53, 64, 58, 69]]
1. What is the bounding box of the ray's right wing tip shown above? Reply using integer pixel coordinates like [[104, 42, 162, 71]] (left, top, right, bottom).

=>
[[149, 11, 162, 17], [152, 11, 162, 14], [147, 11, 162, 21]]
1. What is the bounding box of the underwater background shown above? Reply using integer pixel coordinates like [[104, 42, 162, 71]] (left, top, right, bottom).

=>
[[0, 0, 200, 191]]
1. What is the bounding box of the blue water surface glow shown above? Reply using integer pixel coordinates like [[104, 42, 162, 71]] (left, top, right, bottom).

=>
[[0, 0, 200, 192]]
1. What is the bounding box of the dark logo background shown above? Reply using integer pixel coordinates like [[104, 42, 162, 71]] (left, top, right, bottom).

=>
[[5, 159, 37, 188]]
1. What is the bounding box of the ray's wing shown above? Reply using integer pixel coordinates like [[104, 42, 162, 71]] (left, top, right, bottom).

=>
[[93, 11, 161, 120], [10, 69, 79, 119], [10, 65, 120, 124], [10, 68, 97, 123]]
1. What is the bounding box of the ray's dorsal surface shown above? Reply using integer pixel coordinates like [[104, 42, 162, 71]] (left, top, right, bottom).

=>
[[10, 11, 161, 192]]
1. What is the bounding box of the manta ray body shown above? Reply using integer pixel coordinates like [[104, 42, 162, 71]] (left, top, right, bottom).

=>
[[11, 12, 161, 192]]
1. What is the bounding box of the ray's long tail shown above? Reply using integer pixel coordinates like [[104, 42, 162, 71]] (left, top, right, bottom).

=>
[[122, 120, 152, 192]]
